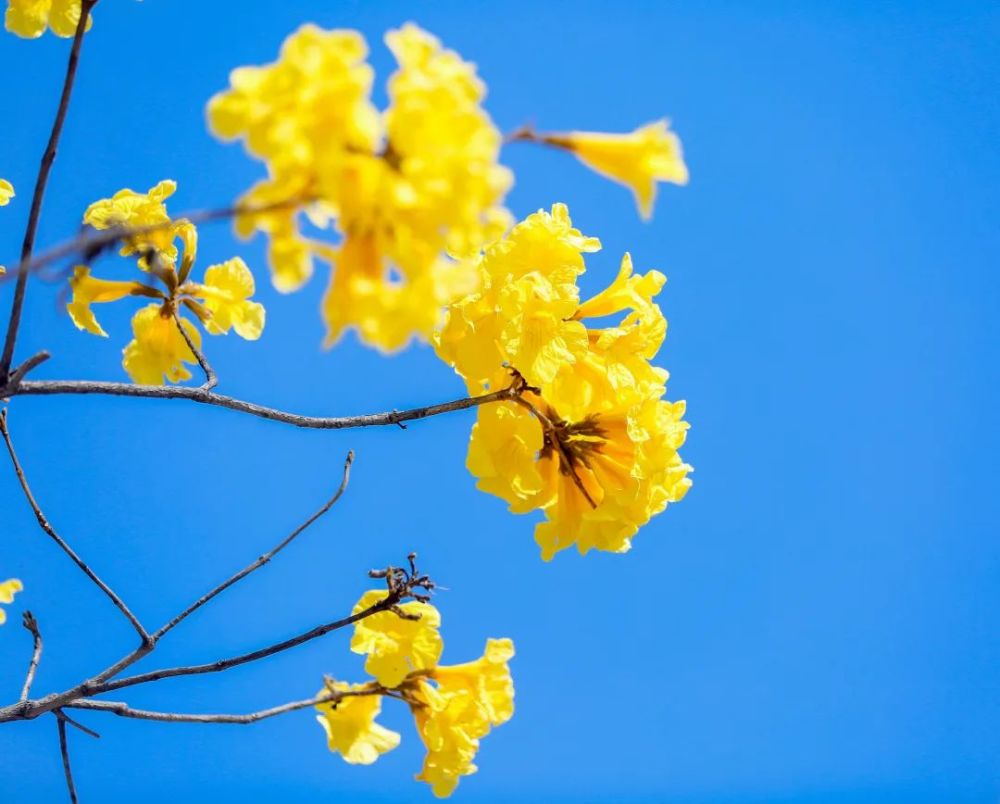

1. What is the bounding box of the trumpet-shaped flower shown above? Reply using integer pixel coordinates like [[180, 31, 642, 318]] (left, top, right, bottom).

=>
[[122, 303, 200, 385], [186, 257, 265, 339], [0, 578, 22, 625], [350, 589, 443, 688], [539, 120, 688, 219], [411, 638, 515, 798], [67, 266, 152, 337], [83, 180, 185, 269], [5, 0, 91, 39], [435, 204, 692, 559], [209, 23, 511, 351], [315, 683, 401, 765], [0, 178, 13, 205]]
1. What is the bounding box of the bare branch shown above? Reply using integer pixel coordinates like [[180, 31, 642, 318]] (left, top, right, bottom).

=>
[[56, 715, 79, 804], [153, 451, 354, 641], [65, 690, 369, 725], [20, 612, 43, 703], [0, 409, 150, 643], [6, 378, 524, 430], [55, 709, 100, 739], [172, 310, 217, 390], [0, 1, 97, 384], [6, 350, 51, 390]]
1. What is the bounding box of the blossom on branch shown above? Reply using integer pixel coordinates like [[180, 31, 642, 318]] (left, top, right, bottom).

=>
[[208, 23, 511, 352], [435, 204, 692, 560], [67, 181, 265, 384]]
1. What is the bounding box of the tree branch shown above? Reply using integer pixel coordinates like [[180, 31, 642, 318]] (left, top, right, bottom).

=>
[[65, 690, 370, 725], [152, 451, 354, 641], [0, 408, 150, 643], [57, 715, 79, 804], [20, 611, 43, 702], [0, 1, 97, 384], [5, 378, 523, 430], [172, 310, 217, 390]]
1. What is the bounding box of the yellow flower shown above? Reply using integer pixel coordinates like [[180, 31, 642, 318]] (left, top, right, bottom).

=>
[[186, 257, 265, 340], [5, 0, 91, 38], [209, 23, 511, 351], [315, 683, 400, 765], [83, 180, 184, 269], [540, 120, 688, 219], [66, 265, 153, 337], [122, 303, 200, 385], [0, 578, 22, 625], [350, 589, 443, 688], [435, 205, 692, 560], [0, 178, 13, 205], [411, 638, 515, 798]]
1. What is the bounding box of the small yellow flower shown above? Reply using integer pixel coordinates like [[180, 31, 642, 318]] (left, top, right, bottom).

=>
[[67, 265, 152, 337], [5, 0, 92, 39], [350, 590, 443, 688], [186, 257, 265, 340], [315, 683, 401, 765], [410, 638, 515, 798], [0, 178, 13, 205], [83, 180, 183, 269], [0, 578, 23, 625], [122, 303, 200, 385], [540, 120, 688, 219]]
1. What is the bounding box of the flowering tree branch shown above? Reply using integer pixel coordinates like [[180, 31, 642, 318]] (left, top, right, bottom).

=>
[[0, 408, 150, 642], [0, 0, 99, 384]]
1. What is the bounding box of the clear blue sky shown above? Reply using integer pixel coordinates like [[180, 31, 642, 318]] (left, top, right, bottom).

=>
[[0, 1, 997, 801]]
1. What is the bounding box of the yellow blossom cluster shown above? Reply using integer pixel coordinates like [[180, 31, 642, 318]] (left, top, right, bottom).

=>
[[207, 23, 511, 352], [0, 577, 22, 625], [0, 178, 12, 206], [316, 589, 514, 798], [4, 0, 91, 39], [436, 204, 692, 560], [67, 180, 265, 384]]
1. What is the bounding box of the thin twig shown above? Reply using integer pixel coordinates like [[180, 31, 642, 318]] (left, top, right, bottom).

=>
[[55, 709, 100, 739], [6, 350, 51, 389], [153, 451, 354, 641], [0, 408, 150, 642], [0, 1, 97, 383], [20, 612, 42, 702], [6, 379, 523, 430], [12, 196, 304, 282], [65, 690, 370, 725], [172, 310, 217, 390], [96, 597, 400, 695], [56, 715, 78, 804]]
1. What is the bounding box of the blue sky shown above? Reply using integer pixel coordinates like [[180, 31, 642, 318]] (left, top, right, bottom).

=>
[[0, 1, 997, 801]]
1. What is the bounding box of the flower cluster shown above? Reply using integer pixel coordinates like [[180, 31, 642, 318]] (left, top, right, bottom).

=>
[[316, 589, 514, 798], [208, 23, 511, 353], [5, 0, 91, 39], [67, 180, 265, 384], [436, 204, 692, 560], [0, 577, 22, 624]]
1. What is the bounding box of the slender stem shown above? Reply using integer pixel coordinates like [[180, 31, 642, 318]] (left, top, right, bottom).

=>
[[8, 379, 522, 430], [153, 451, 354, 641], [96, 598, 398, 696], [0, 409, 150, 642], [65, 690, 373, 725], [172, 310, 217, 390], [57, 715, 78, 804], [0, 1, 97, 383], [55, 709, 100, 739], [20, 612, 43, 702]]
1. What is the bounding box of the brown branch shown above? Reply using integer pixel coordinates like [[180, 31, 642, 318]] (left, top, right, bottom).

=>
[[96, 597, 399, 695], [12, 195, 304, 283], [65, 690, 369, 725], [0, 408, 150, 643], [0, 1, 97, 384], [6, 378, 523, 430], [56, 715, 79, 804], [152, 451, 354, 641], [172, 310, 217, 390], [55, 709, 100, 739], [20, 612, 43, 702]]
